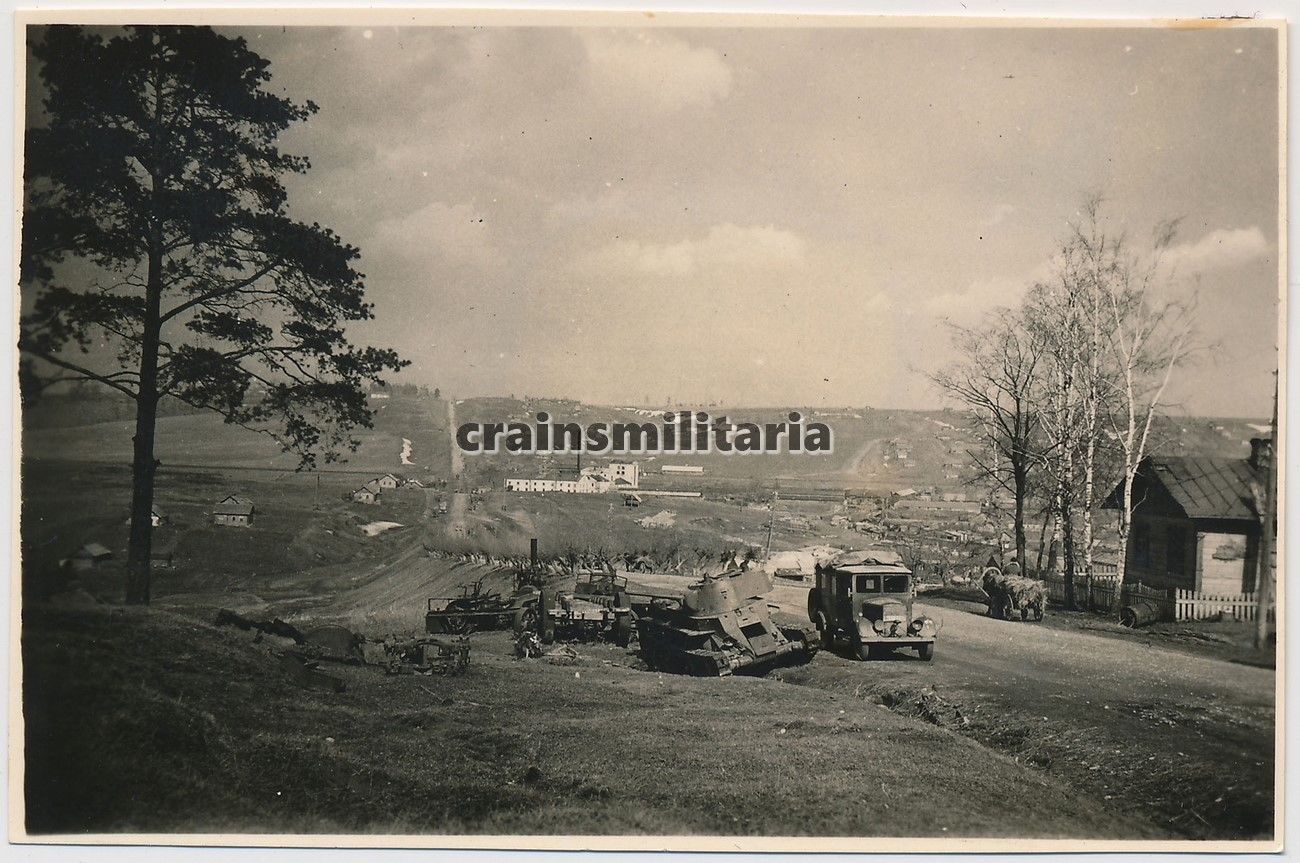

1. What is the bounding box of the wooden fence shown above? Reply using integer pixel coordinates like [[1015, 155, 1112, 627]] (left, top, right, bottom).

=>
[[1043, 574, 1274, 623], [1175, 589, 1275, 623]]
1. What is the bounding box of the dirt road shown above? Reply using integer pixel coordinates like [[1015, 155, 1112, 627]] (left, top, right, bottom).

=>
[[767, 583, 1275, 838], [447, 397, 463, 482]]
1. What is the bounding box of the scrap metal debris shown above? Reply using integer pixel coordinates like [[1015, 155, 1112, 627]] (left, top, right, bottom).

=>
[[214, 608, 307, 644], [377, 635, 471, 675]]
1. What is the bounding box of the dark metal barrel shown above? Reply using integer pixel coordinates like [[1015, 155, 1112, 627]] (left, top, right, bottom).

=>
[[1120, 598, 1163, 628]]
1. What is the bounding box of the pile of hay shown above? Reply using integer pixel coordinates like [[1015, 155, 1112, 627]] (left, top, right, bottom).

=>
[[981, 568, 1047, 620]]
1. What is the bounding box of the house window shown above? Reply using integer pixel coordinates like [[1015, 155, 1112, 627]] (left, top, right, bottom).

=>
[[1133, 522, 1151, 568]]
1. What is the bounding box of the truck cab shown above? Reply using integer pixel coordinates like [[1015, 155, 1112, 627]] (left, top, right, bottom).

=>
[[808, 550, 936, 661]]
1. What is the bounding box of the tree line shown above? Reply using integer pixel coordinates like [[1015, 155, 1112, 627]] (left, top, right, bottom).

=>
[[929, 197, 1198, 611]]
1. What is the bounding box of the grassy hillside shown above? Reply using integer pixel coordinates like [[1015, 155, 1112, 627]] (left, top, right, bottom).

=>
[[21, 604, 1167, 839]]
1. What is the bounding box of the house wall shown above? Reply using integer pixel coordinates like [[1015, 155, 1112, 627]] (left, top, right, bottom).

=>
[[214, 513, 251, 527], [1125, 513, 1198, 589], [1197, 530, 1257, 595]]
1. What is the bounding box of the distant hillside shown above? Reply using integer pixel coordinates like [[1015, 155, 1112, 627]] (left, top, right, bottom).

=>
[[22, 390, 1264, 495]]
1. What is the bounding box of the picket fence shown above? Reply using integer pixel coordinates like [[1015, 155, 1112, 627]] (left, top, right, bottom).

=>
[[1043, 573, 1274, 623]]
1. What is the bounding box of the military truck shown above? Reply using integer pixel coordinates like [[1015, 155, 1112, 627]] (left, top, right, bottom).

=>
[[808, 549, 936, 661]]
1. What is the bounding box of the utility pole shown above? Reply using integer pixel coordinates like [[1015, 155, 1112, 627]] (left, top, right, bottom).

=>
[[1254, 378, 1278, 650], [765, 479, 780, 560]]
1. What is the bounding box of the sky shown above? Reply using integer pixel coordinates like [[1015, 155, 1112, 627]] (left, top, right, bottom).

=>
[[30, 22, 1284, 415]]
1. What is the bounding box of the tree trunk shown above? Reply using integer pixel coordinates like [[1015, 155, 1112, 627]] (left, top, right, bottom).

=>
[[126, 123, 164, 604], [1013, 468, 1028, 571], [1254, 384, 1278, 650], [1062, 497, 1076, 610], [1082, 432, 1096, 610], [125, 389, 158, 604]]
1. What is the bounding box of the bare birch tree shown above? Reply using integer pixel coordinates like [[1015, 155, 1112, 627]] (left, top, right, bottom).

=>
[[1080, 210, 1197, 610], [930, 311, 1044, 569]]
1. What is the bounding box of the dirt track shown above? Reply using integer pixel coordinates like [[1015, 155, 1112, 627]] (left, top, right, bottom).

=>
[[766, 583, 1275, 838]]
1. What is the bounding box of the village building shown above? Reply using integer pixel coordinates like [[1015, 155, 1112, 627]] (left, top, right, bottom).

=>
[[352, 483, 381, 505], [660, 464, 703, 476], [65, 542, 113, 572], [372, 473, 401, 490], [1105, 439, 1274, 594], [130, 505, 168, 528], [212, 495, 255, 527], [505, 461, 637, 494]]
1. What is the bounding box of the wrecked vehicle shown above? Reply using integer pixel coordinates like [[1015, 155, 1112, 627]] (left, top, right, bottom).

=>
[[981, 566, 1047, 621], [511, 572, 636, 647], [636, 568, 819, 676], [424, 577, 520, 635], [809, 550, 936, 661]]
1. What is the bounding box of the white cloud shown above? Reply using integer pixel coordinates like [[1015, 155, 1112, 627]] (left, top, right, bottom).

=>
[[580, 30, 733, 112], [579, 223, 807, 277], [1162, 226, 1270, 276], [365, 201, 498, 269], [982, 203, 1018, 227]]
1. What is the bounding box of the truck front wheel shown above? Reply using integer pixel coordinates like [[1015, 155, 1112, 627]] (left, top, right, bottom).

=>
[[918, 643, 934, 662], [856, 641, 873, 661]]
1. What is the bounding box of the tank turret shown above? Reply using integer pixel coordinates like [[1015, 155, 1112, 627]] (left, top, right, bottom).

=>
[[636, 569, 818, 676]]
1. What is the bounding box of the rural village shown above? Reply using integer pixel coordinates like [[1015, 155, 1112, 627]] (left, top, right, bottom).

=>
[[13, 18, 1282, 850]]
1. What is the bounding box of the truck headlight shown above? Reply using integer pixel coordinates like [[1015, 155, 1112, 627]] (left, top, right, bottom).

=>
[[911, 617, 936, 637], [872, 619, 887, 634]]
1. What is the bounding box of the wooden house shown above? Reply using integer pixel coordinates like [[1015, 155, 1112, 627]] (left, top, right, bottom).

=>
[[1105, 440, 1273, 594]]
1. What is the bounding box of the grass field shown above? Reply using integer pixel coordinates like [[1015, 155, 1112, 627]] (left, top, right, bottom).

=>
[[21, 605, 1167, 839]]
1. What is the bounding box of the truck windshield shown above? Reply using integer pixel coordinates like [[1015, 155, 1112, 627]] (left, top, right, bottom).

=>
[[854, 574, 911, 593], [883, 575, 910, 593]]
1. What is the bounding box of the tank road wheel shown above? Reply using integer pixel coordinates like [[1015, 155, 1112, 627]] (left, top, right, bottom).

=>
[[917, 643, 934, 662], [538, 589, 556, 645], [512, 603, 538, 636]]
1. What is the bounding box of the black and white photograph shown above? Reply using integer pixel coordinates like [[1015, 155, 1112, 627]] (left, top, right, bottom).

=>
[[9, 8, 1285, 851]]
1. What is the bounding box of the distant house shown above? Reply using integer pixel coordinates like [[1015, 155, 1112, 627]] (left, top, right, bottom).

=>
[[66, 542, 113, 572], [661, 464, 704, 475], [404, 478, 425, 489], [213, 495, 255, 527], [352, 486, 380, 505], [1105, 440, 1274, 594], [151, 544, 176, 568], [130, 505, 168, 528], [373, 473, 402, 490]]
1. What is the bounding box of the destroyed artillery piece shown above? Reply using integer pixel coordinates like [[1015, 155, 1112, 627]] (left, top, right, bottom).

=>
[[424, 540, 635, 647], [510, 566, 636, 646], [636, 568, 819, 676], [424, 576, 520, 635], [980, 566, 1047, 621]]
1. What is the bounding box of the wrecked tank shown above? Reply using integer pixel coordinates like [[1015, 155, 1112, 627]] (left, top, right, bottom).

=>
[[635, 568, 819, 676]]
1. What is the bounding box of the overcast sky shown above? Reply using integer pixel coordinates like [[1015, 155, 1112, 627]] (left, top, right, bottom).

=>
[[50, 23, 1286, 415]]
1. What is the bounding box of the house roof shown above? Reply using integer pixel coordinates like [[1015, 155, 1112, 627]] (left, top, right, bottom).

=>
[[213, 501, 254, 516], [1116, 456, 1263, 522]]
